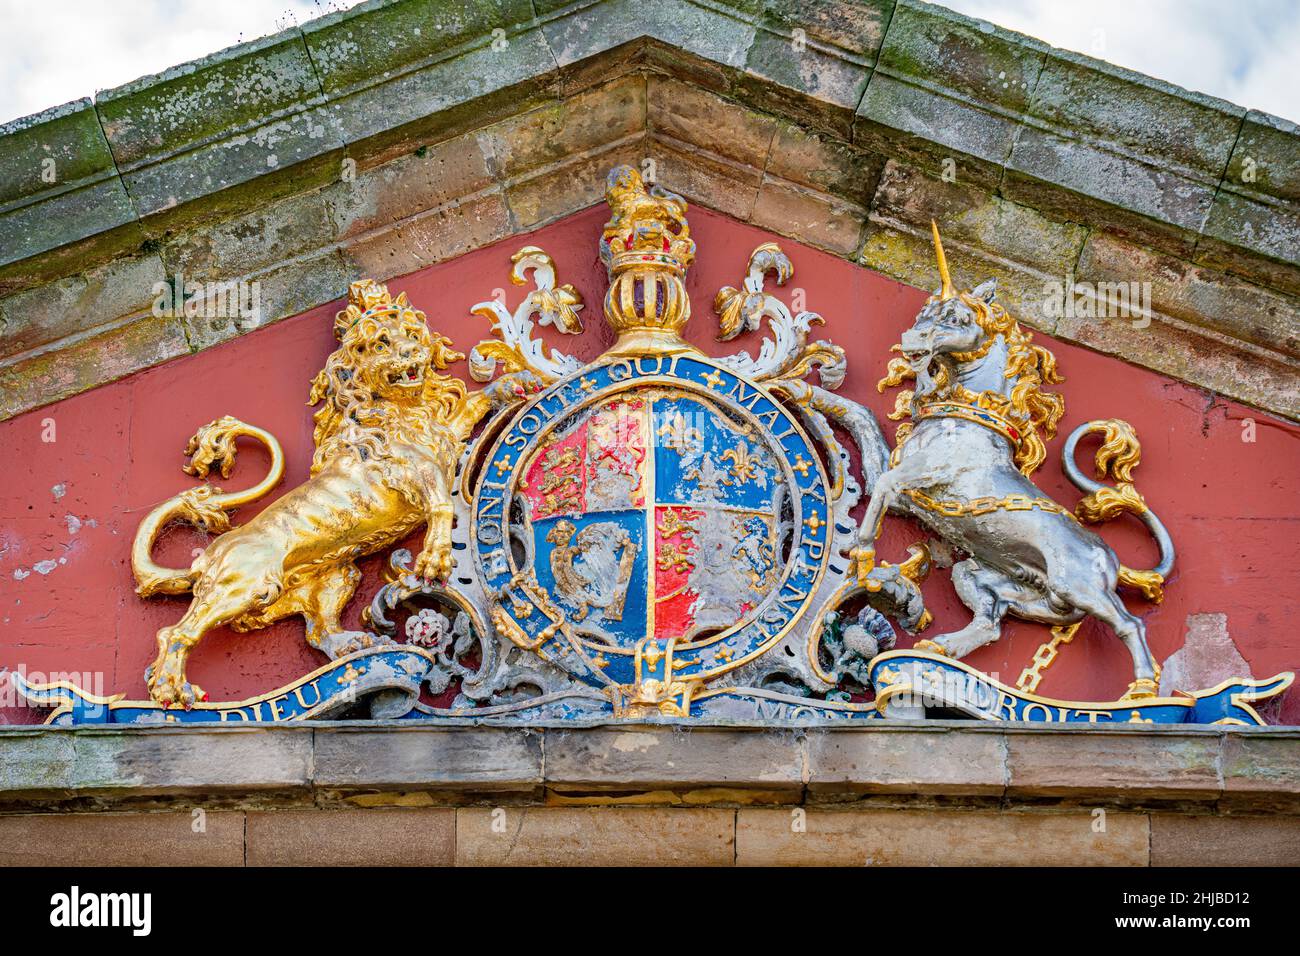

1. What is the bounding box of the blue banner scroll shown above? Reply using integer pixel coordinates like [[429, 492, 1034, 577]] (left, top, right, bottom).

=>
[[11, 645, 1293, 726], [11, 646, 437, 725], [868, 650, 1293, 725]]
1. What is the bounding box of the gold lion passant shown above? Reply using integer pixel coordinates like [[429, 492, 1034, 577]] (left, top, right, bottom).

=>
[[132, 280, 489, 706]]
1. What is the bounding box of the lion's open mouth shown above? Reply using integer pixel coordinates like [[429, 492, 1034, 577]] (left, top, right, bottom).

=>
[[387, 364, 424, 387]]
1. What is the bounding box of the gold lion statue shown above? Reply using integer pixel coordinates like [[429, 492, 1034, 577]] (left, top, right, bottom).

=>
[[131, 279, 490, 706]]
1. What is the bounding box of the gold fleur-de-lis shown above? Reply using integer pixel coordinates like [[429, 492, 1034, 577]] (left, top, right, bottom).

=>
[[722, 443, 759, 484], [656, 411, 702, 454]]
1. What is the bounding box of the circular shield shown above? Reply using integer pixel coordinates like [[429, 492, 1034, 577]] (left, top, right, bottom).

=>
[[471, 354, 833, 691]]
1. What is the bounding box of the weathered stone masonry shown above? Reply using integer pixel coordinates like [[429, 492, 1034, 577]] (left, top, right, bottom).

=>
[[0, 0, 1297, 422], [1, 722, 1298, 865]]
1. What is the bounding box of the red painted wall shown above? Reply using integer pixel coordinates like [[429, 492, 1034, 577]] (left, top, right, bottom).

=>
[[2, 204, 1298, 722]]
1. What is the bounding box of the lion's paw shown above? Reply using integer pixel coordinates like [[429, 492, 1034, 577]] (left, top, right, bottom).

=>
[[320, 629, 393, 660], [413, 546, 453, 583], [147, 665, 206, 709]]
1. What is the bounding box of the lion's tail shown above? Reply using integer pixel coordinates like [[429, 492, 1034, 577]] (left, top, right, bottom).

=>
[[1062, 419, 1174, 603], [131, 416, 285, 597]]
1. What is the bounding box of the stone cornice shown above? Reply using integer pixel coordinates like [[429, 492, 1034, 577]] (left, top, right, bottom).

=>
[[0, 0, 1297, 420], [1, 721, 1297, 812]]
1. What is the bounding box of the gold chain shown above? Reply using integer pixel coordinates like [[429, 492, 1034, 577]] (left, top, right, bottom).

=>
[[902, 488, 1076, 521], [1016, 623, 1081, 692]]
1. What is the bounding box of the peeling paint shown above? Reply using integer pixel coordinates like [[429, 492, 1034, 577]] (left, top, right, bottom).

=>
[[611, 732, 660, 753], [1158, 613, 1253, 695]]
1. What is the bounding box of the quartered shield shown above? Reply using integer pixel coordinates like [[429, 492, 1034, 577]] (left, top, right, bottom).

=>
[[472, 354, 837, 699]]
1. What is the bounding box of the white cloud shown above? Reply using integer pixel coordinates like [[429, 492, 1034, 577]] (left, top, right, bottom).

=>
[[0, 0, 365, 125], [944, 0, 1300, 121]]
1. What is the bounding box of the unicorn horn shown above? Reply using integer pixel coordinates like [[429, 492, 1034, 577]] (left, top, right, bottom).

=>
[[931, 220, 954, 300]]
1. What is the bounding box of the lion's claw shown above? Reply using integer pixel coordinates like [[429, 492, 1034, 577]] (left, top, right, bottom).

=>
[[412, 547, 452, 583]]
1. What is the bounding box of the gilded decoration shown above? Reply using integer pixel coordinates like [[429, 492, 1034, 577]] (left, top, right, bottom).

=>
[[15, 170, 1290, 726]]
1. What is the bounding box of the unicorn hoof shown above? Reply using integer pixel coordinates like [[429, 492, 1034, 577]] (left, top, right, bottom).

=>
[[1120, 678, 1160, 701]]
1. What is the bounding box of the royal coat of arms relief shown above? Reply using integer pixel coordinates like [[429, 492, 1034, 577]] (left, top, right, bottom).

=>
[[16, 165, 1291, 726]]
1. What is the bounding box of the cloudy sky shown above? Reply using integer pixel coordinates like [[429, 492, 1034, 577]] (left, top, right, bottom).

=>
[[1, 0, 1296, 126]]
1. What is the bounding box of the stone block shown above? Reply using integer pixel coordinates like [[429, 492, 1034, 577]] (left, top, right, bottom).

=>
[[0, 99, 117, 206], [542, 0, 756, 77], [736, 23, 871, 137], [1221, 732, 1300, 807], [456, 807, 735, 865], [854, 74, 1018, 181], [246, 807, 455, 866], [805, 725, 1006, 797], [503, 138, 643, 230], [0, 254, 167, 359], [0, 313, 190, 421], [312, 725, 543, 791], [319, 28, 559, 157], [70, 727, 314, 795], [648, 77, 775, 169], [1200, 188, 1300, 279], [328, 131, 495, 241], [1054, 303, 1300, 421], [163, 189, 336, 281], [0, 810, 244, 866], [1027, 50, 1242, 181], [180, 249, 352, 351], [1005, 127, 1213, 240], [736, 807, 1148, 865], [1076, 232, 1300, 360], [337, 189, 513, 281], [97, 33, 324, 167], [302, 0, 536, 96], [647, 136, 762, 220], [96, 33, 343, 218], [876, 0, 1044, 113], [0, 730, 77, 797], [766, 120, 884, 207], [760, 0, 892, 57], [484, 74, 645, 181], [751, 174, 867, 256], [1151, 813, 1300, 866], [858, 214, 1060, 332], [1005, 728, 1221, 801], [544, 726, 803, 791], [868, 160, 1087, 278], [1223, 110, 1300, 204], [0, 99, 138, 269]]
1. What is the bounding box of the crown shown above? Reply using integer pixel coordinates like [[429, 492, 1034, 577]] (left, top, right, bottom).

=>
[[599, 166, 697, 344], [333, 279, 416, 339]]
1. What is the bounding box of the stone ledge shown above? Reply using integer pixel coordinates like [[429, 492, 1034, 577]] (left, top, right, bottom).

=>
[[0, 721, 1296, 812]]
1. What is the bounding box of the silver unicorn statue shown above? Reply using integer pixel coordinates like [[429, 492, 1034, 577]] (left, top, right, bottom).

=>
[[853, 223, 1174, 699]]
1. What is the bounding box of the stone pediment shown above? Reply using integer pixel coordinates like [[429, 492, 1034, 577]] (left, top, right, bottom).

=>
[[0, 0, 1296, 423]]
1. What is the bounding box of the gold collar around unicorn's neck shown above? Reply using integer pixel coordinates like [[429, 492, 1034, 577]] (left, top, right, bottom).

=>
[[914, 400, 1024, 448], [948, 332, 999, 364]]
